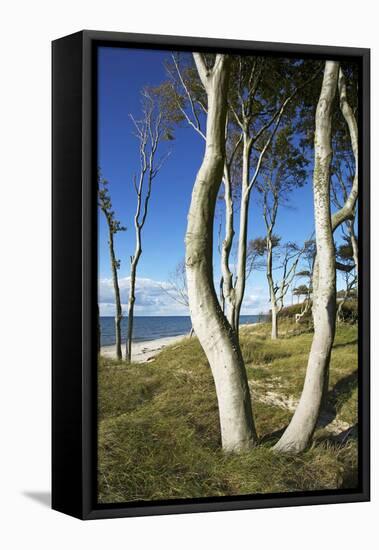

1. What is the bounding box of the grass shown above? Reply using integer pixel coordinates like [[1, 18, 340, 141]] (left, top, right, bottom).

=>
[[97, 321, 358, 504]]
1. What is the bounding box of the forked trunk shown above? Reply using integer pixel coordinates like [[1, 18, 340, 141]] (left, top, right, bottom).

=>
[[186, 53, 257, 452], [274, 61, 339, 453]]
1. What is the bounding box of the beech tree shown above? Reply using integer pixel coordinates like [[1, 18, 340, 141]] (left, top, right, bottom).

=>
[[224, 61, 319, 335], [185, 53, 257, 452], [126, 88, 171, 363], [170, 54, 320, 335], [253, 127, 308, 338], [247, 235, 303, 338], [320, 66, 358, 401], [267, 242, 303, 339], [273, 62, 358, 453], [331, 157, 358, 281], [274, 61, 340, 453], [98, 172, 126, 360]]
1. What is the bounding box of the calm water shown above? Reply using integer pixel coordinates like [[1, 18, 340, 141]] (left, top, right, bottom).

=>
[[100, 315, 266, 347]]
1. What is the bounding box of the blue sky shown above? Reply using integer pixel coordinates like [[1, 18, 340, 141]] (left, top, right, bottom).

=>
[[98, 46, 348, 317]]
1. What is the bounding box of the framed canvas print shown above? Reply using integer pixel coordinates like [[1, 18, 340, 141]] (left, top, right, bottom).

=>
[[52, 30, 370, 520]]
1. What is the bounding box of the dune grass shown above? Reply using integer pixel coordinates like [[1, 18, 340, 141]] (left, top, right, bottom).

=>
[[97, 321, 358, 504]]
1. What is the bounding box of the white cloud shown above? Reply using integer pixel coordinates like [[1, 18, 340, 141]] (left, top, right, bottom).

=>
[[240, 287, 270, 315], [98, 276, 188, 316], [99, 276, 271, 317]]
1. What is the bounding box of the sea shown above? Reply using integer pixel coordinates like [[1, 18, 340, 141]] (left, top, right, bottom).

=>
[[100, 315, 267, 347]]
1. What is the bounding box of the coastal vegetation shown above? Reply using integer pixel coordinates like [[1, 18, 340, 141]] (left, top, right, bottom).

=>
[[97, 49, 359, 500], [98, 320, 358, 503]]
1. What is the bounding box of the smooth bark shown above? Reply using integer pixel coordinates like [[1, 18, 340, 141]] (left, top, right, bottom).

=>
[[220, 164, 236, 326], [266, 217, 278, 339], [348, 220, 359, 281], [331, 68, 358, 232], [126, 249, 140, 363], [274, 61, 339, 453], [185, 53, 257, 452], [319, 66, 359, 399], [172, 57, 313, 339], [265, 191, 279, 340]]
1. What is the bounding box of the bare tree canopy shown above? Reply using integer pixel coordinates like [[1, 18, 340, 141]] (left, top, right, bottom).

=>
[[126, 88, 172, 363]]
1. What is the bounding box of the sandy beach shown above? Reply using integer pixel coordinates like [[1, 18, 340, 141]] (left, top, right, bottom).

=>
[[100, 322, 265, 363], [101, 334, 187, 363]]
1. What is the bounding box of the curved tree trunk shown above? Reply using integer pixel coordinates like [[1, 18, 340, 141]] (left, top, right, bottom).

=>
[[274, 61, 339, 453], [185, 53, 257, 453], [318, 66, 359, 404]]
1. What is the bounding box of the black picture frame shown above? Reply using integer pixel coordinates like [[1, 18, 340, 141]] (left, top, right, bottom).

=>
[[52, 30, 370, 520]]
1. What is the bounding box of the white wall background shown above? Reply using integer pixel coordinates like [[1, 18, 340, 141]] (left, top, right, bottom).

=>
[[0, 1, 376, 548]]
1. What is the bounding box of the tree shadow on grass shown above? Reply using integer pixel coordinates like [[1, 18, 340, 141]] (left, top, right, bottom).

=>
[[324, 369, 358, 418], [259, 427, 287, 446], [332, 339, 358, 349], [261, 422, 358, 451], [316, 422, 358, 447], [257, 370, 358, 448]]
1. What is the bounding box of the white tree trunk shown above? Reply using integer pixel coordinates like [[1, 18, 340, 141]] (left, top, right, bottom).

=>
[[271, 306, 278, 340], [266, 228, 278, 340], [331, 68, 358, 231], [220, 166, 236, 327], [233, 138, 252, 335], [126, 222, 142, 363], [349, 221, 359, 281], [274, 61, 339, 453], [185, 53, 257, 452], [316, 66, 359, 401], [126, 257, 138, 363]]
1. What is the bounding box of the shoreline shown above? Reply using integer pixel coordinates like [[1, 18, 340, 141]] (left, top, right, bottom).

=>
[[101, 334, 187, 363], [100, 321, 265, 364]]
